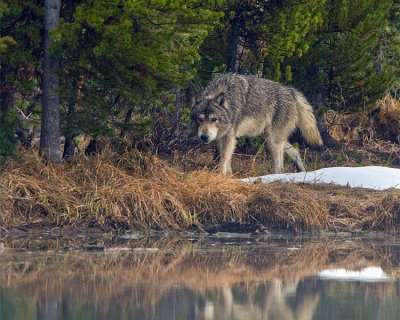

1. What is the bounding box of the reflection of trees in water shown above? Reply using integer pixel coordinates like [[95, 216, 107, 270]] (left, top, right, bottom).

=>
[[0, 237, 400, 319], [302, 279, 400, 320]]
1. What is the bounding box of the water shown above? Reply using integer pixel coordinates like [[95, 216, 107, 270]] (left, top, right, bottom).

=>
[[1, 234, 400, 320]]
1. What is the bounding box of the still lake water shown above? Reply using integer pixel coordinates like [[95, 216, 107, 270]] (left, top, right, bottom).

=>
[[1, 233, 400, 320]]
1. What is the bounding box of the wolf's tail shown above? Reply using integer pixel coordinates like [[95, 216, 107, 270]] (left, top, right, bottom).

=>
[[296, 93, 323, 147]]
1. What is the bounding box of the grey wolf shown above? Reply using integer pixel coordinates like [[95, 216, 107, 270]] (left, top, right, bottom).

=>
[[191, 73, 323, 175]]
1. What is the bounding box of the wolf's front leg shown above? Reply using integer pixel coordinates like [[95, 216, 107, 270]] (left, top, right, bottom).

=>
[[219, 135, 237, 175], [213, 139, 223, 162]]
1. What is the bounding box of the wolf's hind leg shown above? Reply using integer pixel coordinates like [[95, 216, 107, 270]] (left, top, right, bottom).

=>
[[284, 142, 305, 172], [267, 141, 285, 174]]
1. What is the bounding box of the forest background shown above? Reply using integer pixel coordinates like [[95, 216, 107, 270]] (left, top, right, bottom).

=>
[[0, 0, 399, 161]]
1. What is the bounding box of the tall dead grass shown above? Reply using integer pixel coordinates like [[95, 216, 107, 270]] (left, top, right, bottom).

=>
[[0, 150, 399, 232], [325, 94, 400, 143], [375, 94, 400, 142]]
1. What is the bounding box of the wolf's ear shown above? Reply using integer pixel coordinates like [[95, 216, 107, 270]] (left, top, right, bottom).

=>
[[215, 92, 225, 107]]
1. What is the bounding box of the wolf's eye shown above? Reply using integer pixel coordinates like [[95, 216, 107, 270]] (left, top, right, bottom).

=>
[[198, 117, 203, 123], [211, 117, 218, 123]]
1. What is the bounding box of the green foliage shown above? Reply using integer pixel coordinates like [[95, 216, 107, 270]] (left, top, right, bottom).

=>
[[198, 0, 397, 113], [0, 110, 18, 156], [197, 0, 325, 83], [0, 1, 16, 56], [0, 0, 43, 156], [180, 106, 191, 124], [291, 0, 395, 112], [253, 0, 326, 82], [380, 0, 400, 90], [55, 0, 221, 139], [0, 35, 16, 56], [0, 1, 43, 80]]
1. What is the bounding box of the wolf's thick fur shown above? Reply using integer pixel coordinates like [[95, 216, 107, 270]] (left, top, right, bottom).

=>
[[192, 73, 323, 175]]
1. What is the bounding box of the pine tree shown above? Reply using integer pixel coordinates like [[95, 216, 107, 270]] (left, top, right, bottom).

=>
[[197, 0, 325, 82], [251, 0, 326, 82], [291, 0, 394, 112], [0, 1, 15, 57], [380, 0, 400, 90], [54, 0, 221, 154], [0, 0, 42, 156]]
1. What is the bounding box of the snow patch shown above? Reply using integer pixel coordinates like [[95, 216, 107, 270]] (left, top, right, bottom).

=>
[[242, 166, 400, 190]]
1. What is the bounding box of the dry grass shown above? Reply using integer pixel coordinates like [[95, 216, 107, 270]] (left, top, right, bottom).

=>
[[325, 94, 400, 143], [375, 94, 400, 142], [0, 149, 400, 232]]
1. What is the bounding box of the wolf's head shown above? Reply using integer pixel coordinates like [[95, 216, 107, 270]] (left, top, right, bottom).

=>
[[191, 93, 230, 144]]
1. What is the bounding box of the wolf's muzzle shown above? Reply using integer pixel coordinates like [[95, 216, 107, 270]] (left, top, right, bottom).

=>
[[200, 134, 209, 143]]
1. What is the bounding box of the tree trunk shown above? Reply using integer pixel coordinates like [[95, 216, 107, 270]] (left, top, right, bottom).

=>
[[39, 0, 62, 162], [36, 295, 58, 320], [227, 18, 241, 72], [85, 139, 99, 156], [63, 103, 77, 158], [119, 107, 134, 139], [62, 136, 76, 158]]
